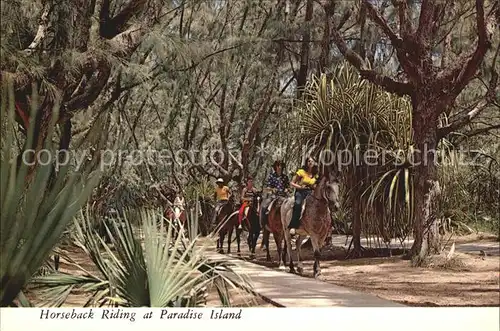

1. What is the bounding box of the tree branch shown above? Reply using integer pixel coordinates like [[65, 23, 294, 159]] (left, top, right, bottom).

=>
[[107, 24, 148, 56], [361, 0, 423, 82], [453, 0, 492, 93], [65, 55, 112, 112], [416, 0, 437, 44], [438, 65, 498, 139], [329, 24, 412, 96], [455, 124, 500, 142], [391, 0, 413, 38], [437, 0, 492, 95], [363, 1, 403, 48], [438, 98, 489, 139], [100, 0, 148, 39]]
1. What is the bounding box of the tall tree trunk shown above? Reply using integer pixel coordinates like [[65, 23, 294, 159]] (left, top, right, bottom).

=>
[[351, 169, 362, 254], [409, 99, 442, 262], [295, 0, 313, 100]]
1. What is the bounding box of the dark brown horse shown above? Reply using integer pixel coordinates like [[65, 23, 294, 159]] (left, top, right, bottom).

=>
[[245, 191, 262, 257], [213, 197, 242, 254], [261, 195, 287, 268]]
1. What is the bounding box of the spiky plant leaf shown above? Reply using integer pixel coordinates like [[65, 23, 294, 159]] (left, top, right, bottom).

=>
[[0, 81, 101, 307], [71, 205, 255, 307], [297, 61, 416, 242]]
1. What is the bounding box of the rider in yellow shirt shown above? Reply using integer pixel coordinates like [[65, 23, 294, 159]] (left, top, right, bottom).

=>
[[288, 157, 318, 235], [215, 179, 230, 201], [212, 178, 231, 224]]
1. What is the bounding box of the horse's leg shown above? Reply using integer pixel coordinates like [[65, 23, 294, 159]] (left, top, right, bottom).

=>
[[311, 236, 322, 278], [280, 233, 287, 270], [283, 227, 295, 273], [281, 202, 296, 273], [296, 234, 304, 274], [219, 231, 225, 254], [274, 231, 284, 269], [255, 219, 261, 255], [256, 225, 261, 253], [236, 227, 241, 254], [260, 231, 267, 250], [259, 201, 269, 251], [227, 227, 232, 254], [252, 230, 258, 255], [264, 228, 271, 261], [246, 219, 252, 250], [250, 219, 258, 256]]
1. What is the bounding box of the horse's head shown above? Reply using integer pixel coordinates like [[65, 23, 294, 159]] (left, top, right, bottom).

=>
[[251, 191, 262, 210], [173, 206, 182, 220], [172, 196, 185, 219], [315, 169, 341, 211]]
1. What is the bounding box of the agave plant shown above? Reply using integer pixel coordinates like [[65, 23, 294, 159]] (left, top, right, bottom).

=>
[[37, 204, 257, 307], [0, 83, 101, 306]]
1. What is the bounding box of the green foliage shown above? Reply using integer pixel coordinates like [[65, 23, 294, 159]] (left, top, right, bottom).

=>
[[0, 83, 101, 306], [437, 145, 499, 234], [34, 205, 255, 307], [184, 177, 214, 202], [298, 61, 499, 241], [298, 61, 414, 241]]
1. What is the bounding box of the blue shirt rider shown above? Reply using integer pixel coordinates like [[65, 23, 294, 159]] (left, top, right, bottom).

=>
[[261, 160, 290, 226]]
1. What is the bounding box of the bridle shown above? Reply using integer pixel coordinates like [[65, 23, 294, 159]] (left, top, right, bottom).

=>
[[308, 176, 338, 204]]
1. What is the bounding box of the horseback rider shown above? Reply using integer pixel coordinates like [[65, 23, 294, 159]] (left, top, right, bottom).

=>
[[288, 157, 318, 235], [173, 193, 185, 211], [212, 178, 231, 225], [238, 176, 259, 230], [260, 160, 290, 227]]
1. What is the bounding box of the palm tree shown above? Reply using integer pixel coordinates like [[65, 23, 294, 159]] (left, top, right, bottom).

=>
[[298, 61, 414, 256]]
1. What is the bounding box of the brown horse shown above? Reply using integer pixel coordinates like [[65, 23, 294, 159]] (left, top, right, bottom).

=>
[[213, 197, 243, 254], [245, 191, 262, 257], [261, 195, 287, 268], [281, 169, 341, 278]]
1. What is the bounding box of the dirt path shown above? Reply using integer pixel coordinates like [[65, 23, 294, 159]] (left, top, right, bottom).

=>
[[232, 233, 499, 307]]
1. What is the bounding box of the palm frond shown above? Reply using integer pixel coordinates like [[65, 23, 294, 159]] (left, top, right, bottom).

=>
[[70, 204, 255, 307]]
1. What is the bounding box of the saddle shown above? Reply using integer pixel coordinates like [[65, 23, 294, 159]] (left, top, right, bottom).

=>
[[214, 200, 229, 216], [241, 199, 256, 220], [265, 191, 288, 214], [266, 196, 283, 215], [280, 197, 309, 234]]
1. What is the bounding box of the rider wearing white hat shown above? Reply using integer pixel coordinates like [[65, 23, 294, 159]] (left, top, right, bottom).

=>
[[212, 178, 231, 224]]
